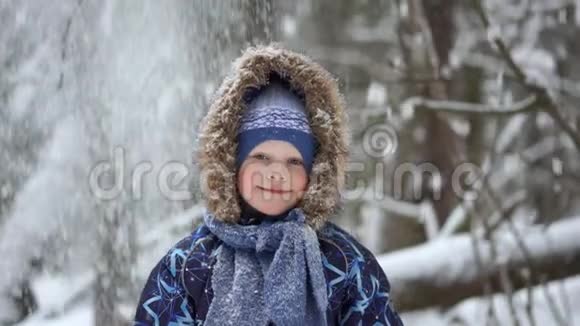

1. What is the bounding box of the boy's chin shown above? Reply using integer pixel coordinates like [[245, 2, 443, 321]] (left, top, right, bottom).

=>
[[253, 203, 295, 216]]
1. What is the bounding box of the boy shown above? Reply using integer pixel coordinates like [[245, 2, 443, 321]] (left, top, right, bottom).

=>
[[133, 44, 404, 326]]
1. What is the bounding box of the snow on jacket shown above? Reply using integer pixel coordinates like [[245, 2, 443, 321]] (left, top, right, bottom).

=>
[[133, 44, 404, 325]]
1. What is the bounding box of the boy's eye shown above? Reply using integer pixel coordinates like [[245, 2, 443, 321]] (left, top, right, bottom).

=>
[[288, 158, 304, 166], [253, 153, 268, 161]]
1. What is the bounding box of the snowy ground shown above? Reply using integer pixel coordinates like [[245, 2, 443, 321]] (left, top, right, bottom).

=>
[[402, 275, 580, 325]]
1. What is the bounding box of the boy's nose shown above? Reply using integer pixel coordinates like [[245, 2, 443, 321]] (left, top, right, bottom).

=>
[[265, 162, 290, 182], [268, 171, 286, 181]]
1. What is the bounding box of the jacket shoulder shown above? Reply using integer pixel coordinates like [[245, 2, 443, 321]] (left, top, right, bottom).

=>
[[134, 224, 217, 325], [162, 224, 220, 288], [317, 222, 379, 269], [318, 222, 404, 324], [317, 222, 392, 296]]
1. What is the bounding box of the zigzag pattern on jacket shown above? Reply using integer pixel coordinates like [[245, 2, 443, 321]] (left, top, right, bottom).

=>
[[134, 221, 404, 326]]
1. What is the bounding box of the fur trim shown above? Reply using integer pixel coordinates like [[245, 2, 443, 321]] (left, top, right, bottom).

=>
[[196, 43, 350, 231]]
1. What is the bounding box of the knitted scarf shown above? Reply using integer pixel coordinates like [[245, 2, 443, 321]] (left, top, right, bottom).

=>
[[202, 207, 328, 326]]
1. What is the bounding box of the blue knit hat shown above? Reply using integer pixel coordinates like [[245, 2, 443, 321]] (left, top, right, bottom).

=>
[[235, 76, 317, 174]]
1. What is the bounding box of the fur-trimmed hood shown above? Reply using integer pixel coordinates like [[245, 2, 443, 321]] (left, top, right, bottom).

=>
[[195, 44, 350, 231]]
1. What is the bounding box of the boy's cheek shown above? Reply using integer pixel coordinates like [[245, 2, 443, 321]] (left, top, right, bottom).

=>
[[293, 174, 309, 193], [294, 189, 306, 201], [237, 173, 254, 199]]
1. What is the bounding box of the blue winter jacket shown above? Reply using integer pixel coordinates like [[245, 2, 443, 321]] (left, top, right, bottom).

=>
[[134, 221, 404, 325]]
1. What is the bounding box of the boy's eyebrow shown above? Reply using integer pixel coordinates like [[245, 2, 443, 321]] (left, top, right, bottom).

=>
[[251, 151, 268, 157]]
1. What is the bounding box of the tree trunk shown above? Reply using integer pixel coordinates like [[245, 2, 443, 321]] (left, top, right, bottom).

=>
[[400, 0, 462, 227]]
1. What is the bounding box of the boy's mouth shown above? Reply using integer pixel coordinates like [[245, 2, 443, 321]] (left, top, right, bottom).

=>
[[256, 185, 291, 194]]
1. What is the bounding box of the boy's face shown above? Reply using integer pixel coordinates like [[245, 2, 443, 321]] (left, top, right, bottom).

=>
[[237, 140, 309, 216]]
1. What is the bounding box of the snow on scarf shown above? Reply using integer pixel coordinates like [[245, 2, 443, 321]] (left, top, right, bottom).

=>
[[202, 207, 328, 326]]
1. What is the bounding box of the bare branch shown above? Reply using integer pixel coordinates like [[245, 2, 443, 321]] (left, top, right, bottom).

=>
[[360, 187, 422, 218], [483, 180, 569, 326], [471, 0, 580, 150], [469, 210, 501, 325], [401, 94, 537, 115], [499, 262, 522, 326], [306, 46, 440, 85], [459, 53, 580, 100]]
